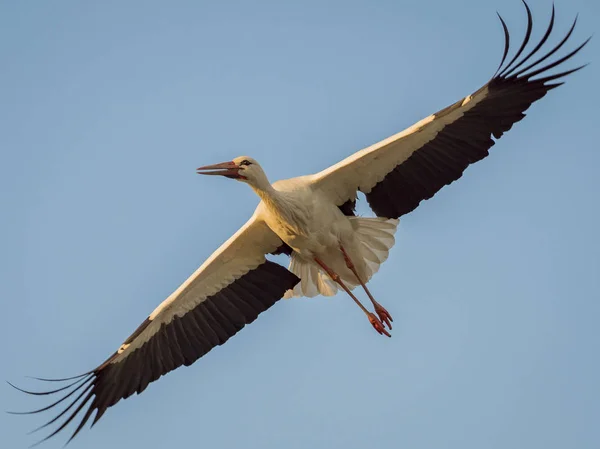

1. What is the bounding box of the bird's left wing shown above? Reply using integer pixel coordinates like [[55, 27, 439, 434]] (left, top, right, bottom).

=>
[[10, 213, 299, 445], [309, 3, 589, 219]]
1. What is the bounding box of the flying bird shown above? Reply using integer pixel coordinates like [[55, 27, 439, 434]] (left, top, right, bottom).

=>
[[11, 2, 589, 445]]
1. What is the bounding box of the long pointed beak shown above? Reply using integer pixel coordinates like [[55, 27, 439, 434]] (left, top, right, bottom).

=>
[[196, 161, 242, 179]]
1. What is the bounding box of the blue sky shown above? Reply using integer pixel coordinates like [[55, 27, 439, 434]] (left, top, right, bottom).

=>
[[1, 0, 598, 448]]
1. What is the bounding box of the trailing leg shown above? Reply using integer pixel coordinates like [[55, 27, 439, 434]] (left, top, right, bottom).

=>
[[339, 245, 393, 330], [314, 256, 390, 337]]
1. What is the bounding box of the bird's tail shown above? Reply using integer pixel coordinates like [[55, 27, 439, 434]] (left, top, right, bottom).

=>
[[349, 216, 399, 282]]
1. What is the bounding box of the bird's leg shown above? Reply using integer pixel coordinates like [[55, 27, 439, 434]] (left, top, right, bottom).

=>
[[339, 245, 393, 330], [313, 256, 390, 337]]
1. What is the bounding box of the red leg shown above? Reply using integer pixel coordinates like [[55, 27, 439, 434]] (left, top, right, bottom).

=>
[[340, 246, 393, 330], [314, 257, 390, 338]]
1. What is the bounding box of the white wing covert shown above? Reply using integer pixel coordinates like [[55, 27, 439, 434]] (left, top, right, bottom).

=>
[[11, 214, 299, 444], [311, 4, 589, 218]]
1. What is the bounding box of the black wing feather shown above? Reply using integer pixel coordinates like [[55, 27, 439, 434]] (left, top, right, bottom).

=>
[[10, 261, 299, 446], [366, 2, 589, 218]]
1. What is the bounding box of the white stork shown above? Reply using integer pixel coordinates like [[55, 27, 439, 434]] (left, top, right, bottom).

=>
[[11, 2, 589, 445]]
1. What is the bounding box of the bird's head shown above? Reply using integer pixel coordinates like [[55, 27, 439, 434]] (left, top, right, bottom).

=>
[[196, 156, 269, 189]]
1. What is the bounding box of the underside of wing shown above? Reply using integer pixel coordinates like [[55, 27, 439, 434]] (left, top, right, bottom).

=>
[[311, 1, 590, 219], [10, 216, 300, 445]]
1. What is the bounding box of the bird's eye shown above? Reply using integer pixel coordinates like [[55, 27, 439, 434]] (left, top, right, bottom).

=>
[[239, 160, 252, 166]]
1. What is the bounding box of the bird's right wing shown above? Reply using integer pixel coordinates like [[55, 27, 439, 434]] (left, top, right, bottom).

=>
[[11, 213, 299, 445], [309, 2, 589, 219]]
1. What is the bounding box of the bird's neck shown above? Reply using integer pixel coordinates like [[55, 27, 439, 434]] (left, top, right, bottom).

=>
[[253, 182, 309, 235], [248, 169, 277, 203], [252, 182, 278, 205], [248, 172, 292, 216], [253, 181, 295, 216]]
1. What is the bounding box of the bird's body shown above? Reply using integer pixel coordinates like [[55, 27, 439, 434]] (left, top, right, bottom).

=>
[[259, 178, 328, 258], [256, 174, 396, 297], [10, 2, 590, 445]]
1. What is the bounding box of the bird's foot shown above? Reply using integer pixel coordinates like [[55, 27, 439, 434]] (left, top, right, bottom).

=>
[[368, 313, 391, 337], [374, 302, 393, 330]]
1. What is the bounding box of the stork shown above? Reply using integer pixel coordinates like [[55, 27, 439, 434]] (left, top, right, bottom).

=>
[[10, 2, 589, 445]]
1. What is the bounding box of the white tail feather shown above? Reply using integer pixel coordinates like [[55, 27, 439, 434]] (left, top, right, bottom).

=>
[[351, 217, 398, 280]]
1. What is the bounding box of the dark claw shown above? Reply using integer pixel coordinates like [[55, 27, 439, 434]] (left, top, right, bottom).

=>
[[374, 304, 393, 330], [368, 313, 391, 338]]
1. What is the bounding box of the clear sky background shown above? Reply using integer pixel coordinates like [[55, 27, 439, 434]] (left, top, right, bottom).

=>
[[1, 0, 598, 448]]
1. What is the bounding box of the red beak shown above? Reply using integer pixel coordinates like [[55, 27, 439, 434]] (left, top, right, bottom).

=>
[[196, 161, 243, 179]]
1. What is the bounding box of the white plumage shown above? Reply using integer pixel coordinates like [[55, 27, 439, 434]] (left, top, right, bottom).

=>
[[10, 2, 589, 445]]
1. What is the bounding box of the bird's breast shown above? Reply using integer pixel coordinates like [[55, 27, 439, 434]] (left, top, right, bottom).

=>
[[261, 191, 350, 257]]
